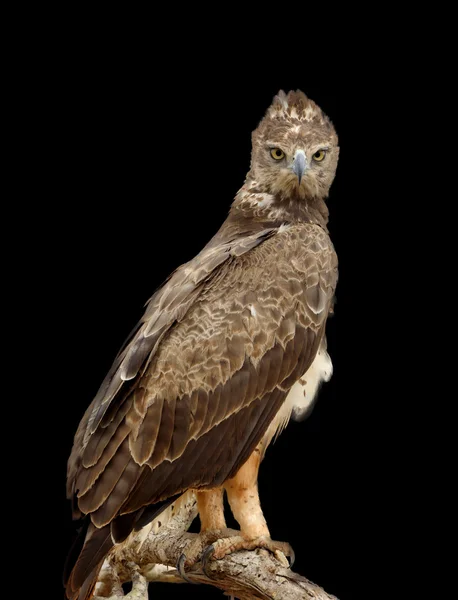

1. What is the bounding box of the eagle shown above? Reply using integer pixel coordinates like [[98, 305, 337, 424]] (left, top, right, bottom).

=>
[[64, 89, 339, 600]]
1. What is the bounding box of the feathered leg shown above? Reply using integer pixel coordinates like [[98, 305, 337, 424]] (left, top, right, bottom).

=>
[[177, 487, 230, 581], [177, 445, 293, 581], [208, 445, 294, 567], [197, 486, 226, 531]]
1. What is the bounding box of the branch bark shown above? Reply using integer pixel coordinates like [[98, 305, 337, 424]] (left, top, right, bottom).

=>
[[93, 491, 337, 600]]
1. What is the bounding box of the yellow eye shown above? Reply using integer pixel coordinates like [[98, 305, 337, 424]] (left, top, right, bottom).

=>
[[312, 149, 326, 162], [270, 148, 285, 160]]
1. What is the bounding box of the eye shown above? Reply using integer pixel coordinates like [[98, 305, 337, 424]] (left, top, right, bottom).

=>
[[270, 148, 285, 160], [312, 149, 327, 162]]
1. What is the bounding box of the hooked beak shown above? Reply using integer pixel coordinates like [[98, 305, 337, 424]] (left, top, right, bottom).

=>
[[292, 150, 307, 185]]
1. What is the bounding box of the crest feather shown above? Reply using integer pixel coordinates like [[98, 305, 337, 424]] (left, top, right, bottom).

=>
[[267, 89, 325, 123]]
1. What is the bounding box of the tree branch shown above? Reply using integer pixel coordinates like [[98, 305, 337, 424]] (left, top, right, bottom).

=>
[[93, 491, 337, 600]]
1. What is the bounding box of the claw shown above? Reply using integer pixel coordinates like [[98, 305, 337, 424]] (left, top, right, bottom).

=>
[[274, 542, 295, 568], [201, 544, 216, 578], [176, 553, 198, 585]]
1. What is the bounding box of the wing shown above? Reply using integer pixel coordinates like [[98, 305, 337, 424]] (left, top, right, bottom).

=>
[[67, 223, 337, 536], [85, 226, 277, 443], [67, 225, 276, 510]]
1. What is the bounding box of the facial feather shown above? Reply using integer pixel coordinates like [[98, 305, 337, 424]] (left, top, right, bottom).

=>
[[237, 90, 339, 219]]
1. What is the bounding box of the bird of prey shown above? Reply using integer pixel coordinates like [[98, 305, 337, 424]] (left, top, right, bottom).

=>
[[64, 89, 339, 600]]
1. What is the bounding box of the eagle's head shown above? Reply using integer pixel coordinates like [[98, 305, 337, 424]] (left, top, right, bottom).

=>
[[249, 90, 339, 203]]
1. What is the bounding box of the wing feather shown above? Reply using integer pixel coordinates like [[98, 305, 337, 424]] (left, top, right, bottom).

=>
[[82, 398, 132, 469], [78, 440, 131, 512], [76, 421, 131, 496], [169, 397, 192, 460], [91, 460, 143, 527], [128, 395, 163, 464]]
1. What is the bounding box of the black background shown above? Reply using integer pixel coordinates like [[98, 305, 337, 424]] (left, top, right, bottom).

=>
[[27, 34, 422, 600]]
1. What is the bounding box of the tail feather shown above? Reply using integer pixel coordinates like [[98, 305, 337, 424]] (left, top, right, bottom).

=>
[[65, 522, 113, 600], [63, 520, 88, 588]]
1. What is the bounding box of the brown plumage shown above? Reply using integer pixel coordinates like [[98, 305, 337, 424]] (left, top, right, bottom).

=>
[[65, 89, 339, 600]]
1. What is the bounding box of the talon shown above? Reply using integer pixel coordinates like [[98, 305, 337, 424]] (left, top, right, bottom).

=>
[[288, 545, 295, 568], [201, 544, 216, 578], [176, 553, 198, 585]]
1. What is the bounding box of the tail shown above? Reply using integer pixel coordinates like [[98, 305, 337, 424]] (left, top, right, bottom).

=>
[[63, 492, 191, 599], [64, 521, 113, 600]]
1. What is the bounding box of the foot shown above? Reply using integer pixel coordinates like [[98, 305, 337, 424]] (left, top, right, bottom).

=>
[[177, 528, 233, 583], [202, 534, 295, 572], [177, 530, 294, 582]]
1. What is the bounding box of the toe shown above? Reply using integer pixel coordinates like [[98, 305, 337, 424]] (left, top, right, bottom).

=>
[[280, 541, 295, 567], [273, 549, 290, 567], [265, 539, 295, 568]]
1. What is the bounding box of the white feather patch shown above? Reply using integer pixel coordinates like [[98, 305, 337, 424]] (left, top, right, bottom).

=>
[[289, 346, 332, 421], [262, 341, 333, 448]]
